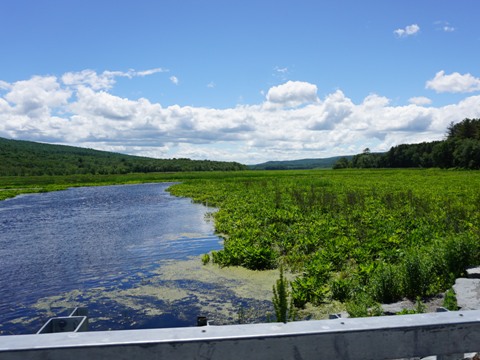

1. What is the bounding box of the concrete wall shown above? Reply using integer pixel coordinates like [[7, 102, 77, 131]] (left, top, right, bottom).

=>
[[1, 310, 479, 360]]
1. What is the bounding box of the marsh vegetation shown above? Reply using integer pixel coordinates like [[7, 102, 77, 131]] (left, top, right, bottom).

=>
[[1, 168, 479, 324], [169, 169, 480, 317]]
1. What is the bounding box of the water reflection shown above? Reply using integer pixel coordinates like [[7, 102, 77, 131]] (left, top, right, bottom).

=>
[[0, 183, 232, 334]]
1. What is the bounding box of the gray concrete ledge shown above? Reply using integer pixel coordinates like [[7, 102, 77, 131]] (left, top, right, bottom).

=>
[[1, 310, 480, 360]]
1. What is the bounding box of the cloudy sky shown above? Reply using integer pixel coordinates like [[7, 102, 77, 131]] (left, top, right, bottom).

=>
[[1, 0, 480, 164]]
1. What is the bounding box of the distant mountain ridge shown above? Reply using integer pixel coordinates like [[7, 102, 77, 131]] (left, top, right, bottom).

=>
[[248, 156, 353, 170], [0, 137, 246, 176]]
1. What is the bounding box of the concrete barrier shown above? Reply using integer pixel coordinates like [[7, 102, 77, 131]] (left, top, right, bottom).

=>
[[1, 310, 479, 360]]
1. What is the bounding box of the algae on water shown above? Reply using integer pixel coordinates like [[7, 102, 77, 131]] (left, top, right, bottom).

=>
[[29, 256, 291, 330]]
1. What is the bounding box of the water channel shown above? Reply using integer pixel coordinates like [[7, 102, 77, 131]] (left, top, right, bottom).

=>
[[0, 183, 274, 335]]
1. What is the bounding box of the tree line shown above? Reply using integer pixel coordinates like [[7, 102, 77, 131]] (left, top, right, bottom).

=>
[[0, 137, 246, 176], [334, 118, 480, 169]]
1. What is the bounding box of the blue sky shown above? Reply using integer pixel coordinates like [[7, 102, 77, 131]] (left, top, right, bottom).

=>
[[1, 0, 480, 164]]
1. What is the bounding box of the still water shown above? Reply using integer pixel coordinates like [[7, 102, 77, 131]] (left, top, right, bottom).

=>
[[0, 183, 234, 334]]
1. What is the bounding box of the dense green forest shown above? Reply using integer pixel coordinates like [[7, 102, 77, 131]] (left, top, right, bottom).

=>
[[334, 118, 480, 169], [0, 137, 246, 176]]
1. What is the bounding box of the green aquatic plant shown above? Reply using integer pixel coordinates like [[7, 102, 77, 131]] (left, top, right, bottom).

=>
[[201, 253, 210, 265]]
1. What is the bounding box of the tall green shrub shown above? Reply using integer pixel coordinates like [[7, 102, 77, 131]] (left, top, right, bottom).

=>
[[272, 266, 295, 322], [370, 263, 402, 303], [402, 250, 433, 299], [443, 234, 478, 277]]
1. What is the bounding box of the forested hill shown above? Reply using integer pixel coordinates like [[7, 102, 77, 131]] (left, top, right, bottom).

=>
[[249, 156, 351, 170], [0, 137, 247, 176], [333, 118, 480, 170]]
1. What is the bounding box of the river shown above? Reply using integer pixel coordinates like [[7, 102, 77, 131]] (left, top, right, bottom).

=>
[[0, 183, 274, 335]]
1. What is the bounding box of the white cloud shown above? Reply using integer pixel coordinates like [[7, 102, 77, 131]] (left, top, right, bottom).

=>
[[136, 68, 167, 76], [266, 81, 318, 107], [170, 76, 179, 85], [0, 80, 11, 90], [426, 70, 480, 93], [62, 68, 166, 90], [2, 71, 480, 164], [273, 66, 290, 81], [62, 70, 115, 90], [394, 24, 420, 37], [435, 21, 455, 32], [361, 93, 390, 108], [207, 81, 215, 88], [409, 96, 432, 106], [275, 67, 288, 74], [4, 76, 71, 118], [70, 87, 139, 121], [309, 90, 354, 130]]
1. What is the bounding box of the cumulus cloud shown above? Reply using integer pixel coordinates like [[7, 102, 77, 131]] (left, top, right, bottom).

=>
[[5, 76, 71, 117], [170, 76, 179, 85], [62, 70, 114, 90], [426, 71, 480, 93], [309, 90, 354, 130], [0, 80, 11, 90], [2, 70, 480, 164], [409, 96, 432, 106], [266, 81, 318, 107], [394, 24, 420, 37], [70, 87, 139, 120]]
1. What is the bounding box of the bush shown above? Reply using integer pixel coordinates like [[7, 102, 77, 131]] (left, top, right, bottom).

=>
[[346, 293, 383, 318], [427, 233, 480, 291], [291, 273, 330, 308], [402, 250, 433, 299], [370, 263, 402, 303], [211, 250, 226, 265], [443, 288, 459, 311], [442, 234, 479, 278], [243, 246, 277, 270], [291, 256, 332, 307], [329, 270, 360, 302]]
